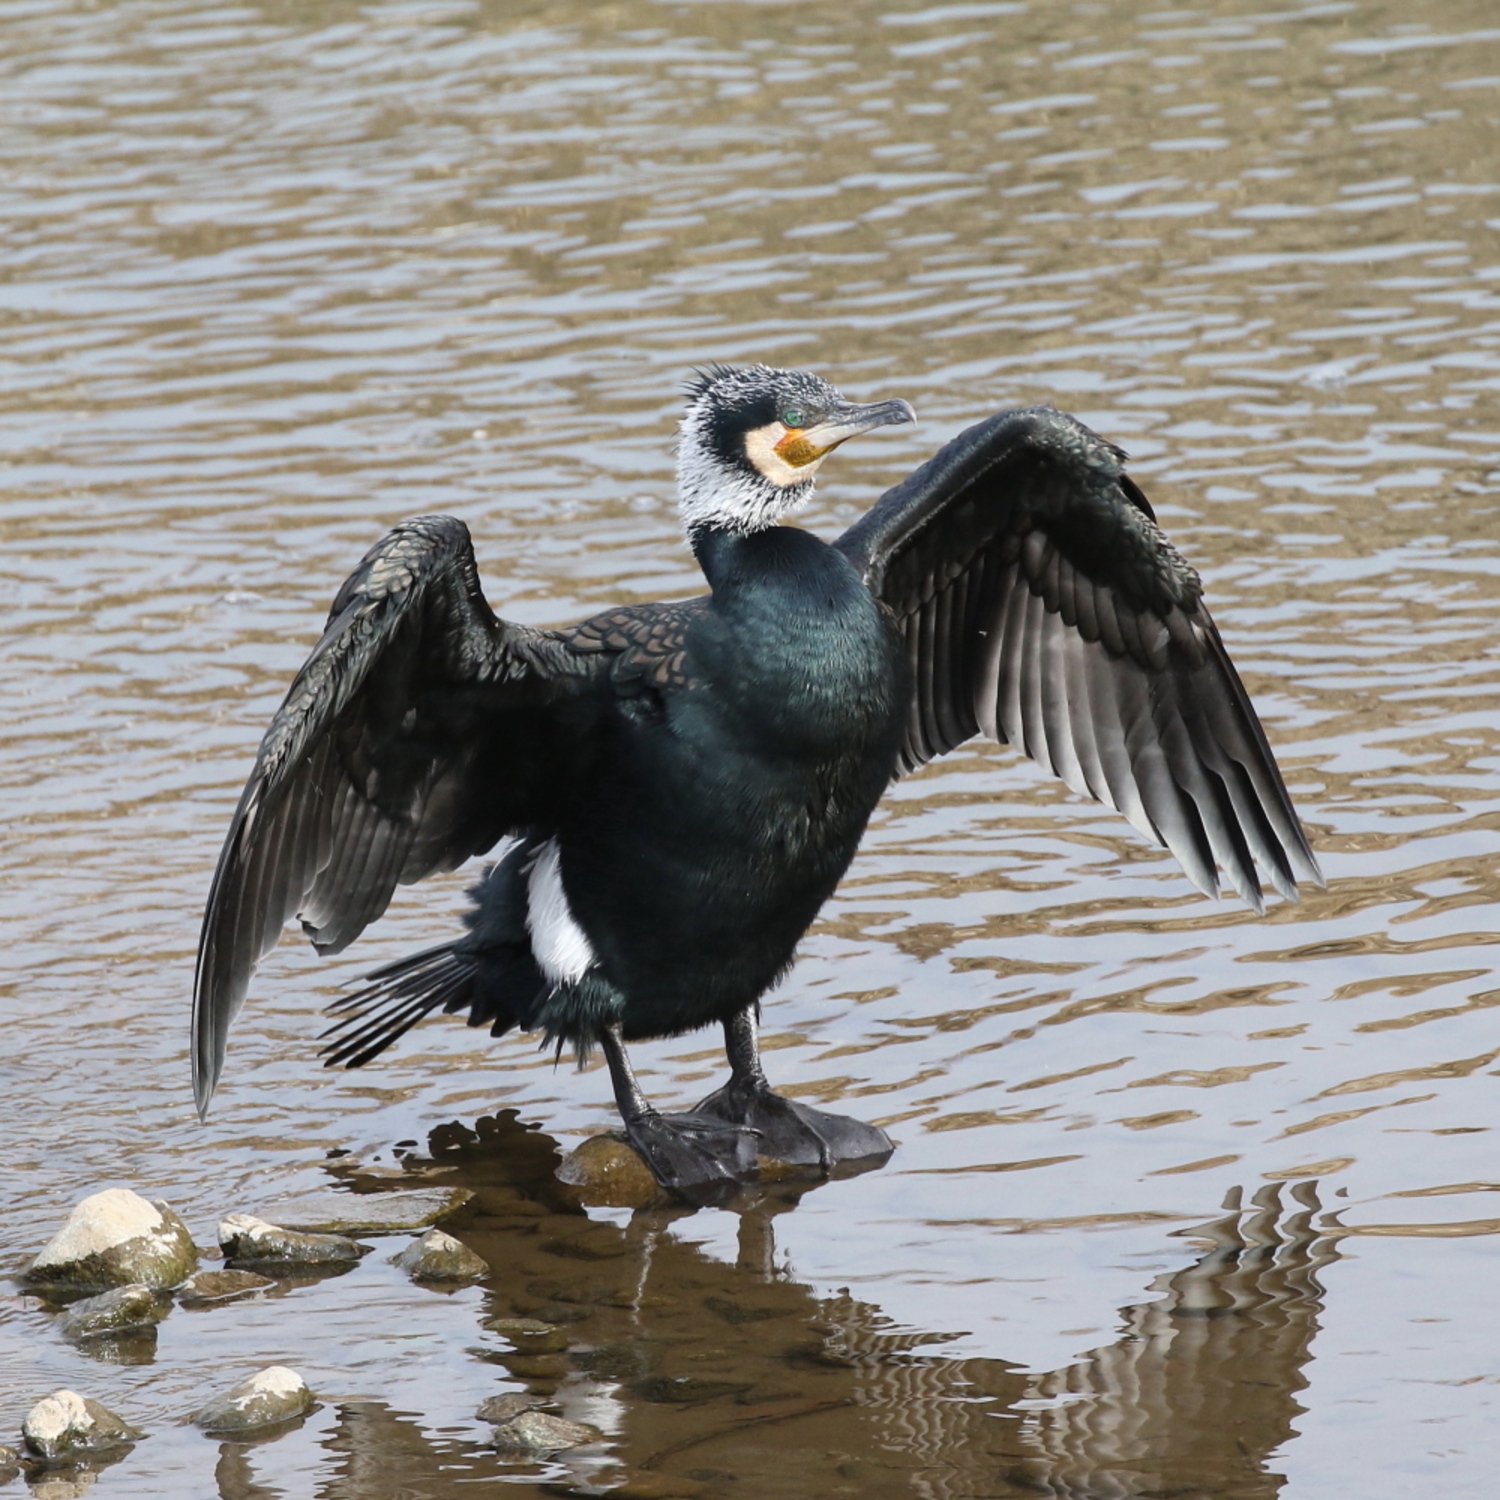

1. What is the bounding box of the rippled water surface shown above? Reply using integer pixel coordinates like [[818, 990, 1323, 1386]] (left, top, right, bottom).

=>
[[3, 0, 1500, 1494]]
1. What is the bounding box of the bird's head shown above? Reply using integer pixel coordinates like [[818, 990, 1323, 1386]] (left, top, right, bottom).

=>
[[676, 364, 915, 537]]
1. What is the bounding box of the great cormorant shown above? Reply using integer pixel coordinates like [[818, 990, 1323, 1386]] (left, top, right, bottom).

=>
[[193, 364, 1322, 1203]]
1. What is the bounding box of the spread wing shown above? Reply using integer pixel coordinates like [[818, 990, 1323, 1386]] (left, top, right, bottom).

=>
[[192, 514, 587, 1114], [835, 407, 1321, 910], [306, 597, 708, 1074]]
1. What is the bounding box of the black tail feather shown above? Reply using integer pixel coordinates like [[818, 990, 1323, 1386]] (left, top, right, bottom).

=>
[[321, 944, 486, 1068], [320, 924, 548, 1069], [320, 844, 554, 1070]]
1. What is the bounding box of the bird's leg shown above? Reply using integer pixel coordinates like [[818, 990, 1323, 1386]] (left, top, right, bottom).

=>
[[599, 1022, 758, 1207], [692, 1006, 894, 1173]]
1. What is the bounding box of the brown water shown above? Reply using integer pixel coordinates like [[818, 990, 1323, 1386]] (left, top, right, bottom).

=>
[[3, 0, 1499, 1494]]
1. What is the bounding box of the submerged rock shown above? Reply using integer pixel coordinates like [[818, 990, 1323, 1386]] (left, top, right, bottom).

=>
[[192, 1366, 315, 1434], [391, 1227, 488, 1283], [25, 1190, 198, 1291], [556, 1134, 666, 1209], [55, 1285, 167, 1343], [29, 1477, 99, 1500], [491, 1410, 600, 1453], [475, 1392, 545, 1425], [177, 1268, 274, 1304], [218, 1214, 366, 1267], [484, 1317, 568, 1353], [259, 1187, 474, 1235], [637, 1374, 752, 1404], [22, 1390, 142, 1460]]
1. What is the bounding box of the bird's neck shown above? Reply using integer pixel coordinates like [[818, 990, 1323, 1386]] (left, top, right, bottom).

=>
[[690, 522, 870, 625], [690, 523, 813, 596]]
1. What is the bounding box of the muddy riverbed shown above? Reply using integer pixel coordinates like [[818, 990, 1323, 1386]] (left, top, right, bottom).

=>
[[2, 0, 1499, 1495]]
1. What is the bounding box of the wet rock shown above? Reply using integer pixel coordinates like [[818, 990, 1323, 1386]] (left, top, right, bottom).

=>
[[498, 1353, 570, 1380], [22, 1390, 142, 1460], [55, 1285, 167, 1343], [555, 1134, 667, 1209], [636, 1375, 752, 1404], [572, 1340, 658, 1382], [192, 1366, 315, 1433], [25, 1190, 198, 1291], [703, 1293, 798, 1325], [0, 1445, 18, 1484], [475, 1392, 545, 1424], [218, 1214, 367, 1267], [542, 1225, 629, 1262], [391, 1227, 487, 1283], [30, 1474, 106, 1500], [754, 1154, 808, 1183], [177, 1268, 274, 1304], [258, 1187, 473, 1235], [527, 1302, 592, 1325], [491, 1410, 600, 1453], [525, 1277, 601, 1307], [484, 1317, 567, 1352]]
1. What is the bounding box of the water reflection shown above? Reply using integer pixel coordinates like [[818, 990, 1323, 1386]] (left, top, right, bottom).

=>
[[206, 1116, 1334, 1499], [1012, 1184, 1331, 1500]]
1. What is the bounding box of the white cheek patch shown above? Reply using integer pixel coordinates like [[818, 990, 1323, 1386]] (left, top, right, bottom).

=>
[[675, 402, 819, 536], [526, 839, 595, 984], [743, 422, 827, 488]]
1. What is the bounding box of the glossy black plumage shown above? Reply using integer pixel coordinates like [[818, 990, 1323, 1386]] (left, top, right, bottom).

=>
[[193, 371, 1321, 1199], [192, 517, 583, 1103], [835, 407, 1320, 909]]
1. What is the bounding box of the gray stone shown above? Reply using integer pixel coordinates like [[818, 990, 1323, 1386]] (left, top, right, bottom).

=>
[[25, 1190, 198, 1291], [55, 1285, 166, 1342], [191, 1366, 315, 1433], [475, 1393, 545, 1425], [0, 1445, 18, 1482], [22, 1390, 142, 1460], [177, 1268, 274, 1304], [218, 1214, 367, 1266], [391, 1227, 488, 1282], [258, 1187, 473, 1235], [491, 1410, 600, 1453]]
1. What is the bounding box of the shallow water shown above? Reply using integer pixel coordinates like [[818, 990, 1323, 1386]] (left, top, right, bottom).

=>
[[2, 0, 1499, 1494]]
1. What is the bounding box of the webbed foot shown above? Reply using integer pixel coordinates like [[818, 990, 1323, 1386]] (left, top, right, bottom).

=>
[[623, 1109, 760, 1207], [693, 1081, 893, 1173]]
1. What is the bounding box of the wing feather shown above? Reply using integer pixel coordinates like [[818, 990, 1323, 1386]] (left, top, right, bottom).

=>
[[192, 514, 583, 1115], [837, 406, 1321, 903]]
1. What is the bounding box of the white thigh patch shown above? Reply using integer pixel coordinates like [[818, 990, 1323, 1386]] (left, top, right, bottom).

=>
[[526, 839, 595, 984]]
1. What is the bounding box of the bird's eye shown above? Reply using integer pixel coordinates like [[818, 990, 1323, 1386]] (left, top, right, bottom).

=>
[[780, 408, 805, 429]]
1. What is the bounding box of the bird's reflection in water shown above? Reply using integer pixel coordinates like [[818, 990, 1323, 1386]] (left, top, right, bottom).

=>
[[849, 1181, 1333, 1500], [211, 1114, 1333, 1500], [1008, 1182, 1333, 1500]]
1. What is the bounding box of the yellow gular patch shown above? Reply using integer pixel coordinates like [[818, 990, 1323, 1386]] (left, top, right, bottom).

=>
[[773, 430, 824, 468], [744, 422, 827, 486]]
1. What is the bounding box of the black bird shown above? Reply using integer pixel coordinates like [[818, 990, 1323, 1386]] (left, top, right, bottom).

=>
[[193, 365, 1322, 1203]]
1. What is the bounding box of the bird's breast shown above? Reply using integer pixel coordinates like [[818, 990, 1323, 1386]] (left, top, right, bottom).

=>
[[686, 534, 909, 760]]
